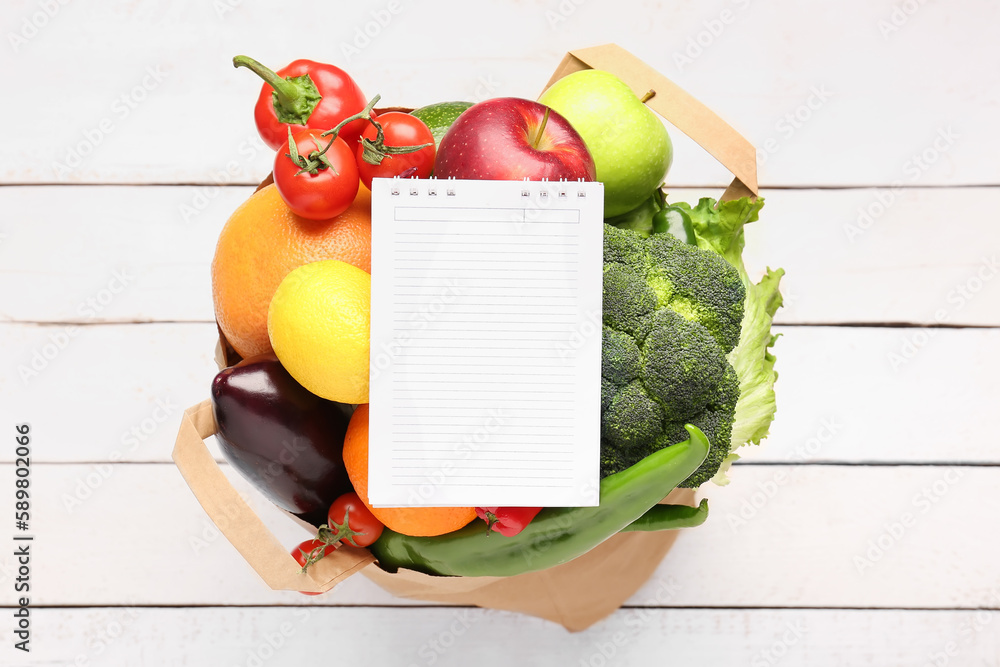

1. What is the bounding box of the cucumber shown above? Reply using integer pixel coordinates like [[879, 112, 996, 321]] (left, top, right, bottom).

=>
[[410, 101, 475, 149]]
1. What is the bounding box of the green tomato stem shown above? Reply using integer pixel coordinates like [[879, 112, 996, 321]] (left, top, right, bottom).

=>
[[358, 108, 433, 166], [288, 95, 382, 176]]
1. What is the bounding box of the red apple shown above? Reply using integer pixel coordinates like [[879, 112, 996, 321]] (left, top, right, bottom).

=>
[[434, 97, 596, 181]]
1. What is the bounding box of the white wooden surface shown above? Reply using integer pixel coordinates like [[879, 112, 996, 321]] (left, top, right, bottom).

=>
[[1, 1, 998, 665], [3, 186, 999, 326]]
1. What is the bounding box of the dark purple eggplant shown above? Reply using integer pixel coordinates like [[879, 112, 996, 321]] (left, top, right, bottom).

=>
[[211, 354, 354, 525]]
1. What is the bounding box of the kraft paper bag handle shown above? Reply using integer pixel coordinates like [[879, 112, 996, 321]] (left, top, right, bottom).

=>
[[172, 400, 374, 593], [540, 43, 758, 203]]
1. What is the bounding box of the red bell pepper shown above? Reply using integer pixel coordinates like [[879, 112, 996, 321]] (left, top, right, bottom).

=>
[[475, 507, 542, 537], [233, 55, 369, 152]]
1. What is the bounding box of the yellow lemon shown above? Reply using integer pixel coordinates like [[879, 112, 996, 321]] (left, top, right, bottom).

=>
[[267, 260, 371, 403]]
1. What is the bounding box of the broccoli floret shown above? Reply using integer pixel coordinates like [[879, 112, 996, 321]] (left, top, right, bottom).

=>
[[601, 326, 641, 385], [641, 310, 731, 420], [646, 233, 745, 353], [601, 224, 745, 487], [602, 264, 657, 342], [601, 380, 664, 449], [603, 220, 648, 265]]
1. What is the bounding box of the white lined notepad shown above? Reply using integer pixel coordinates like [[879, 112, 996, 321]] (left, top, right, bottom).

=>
[[368, 178, 604, 507]]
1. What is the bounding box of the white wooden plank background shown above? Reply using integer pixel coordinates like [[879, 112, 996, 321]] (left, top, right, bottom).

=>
[[2, 323, 998, 465], [1, 0, 995, 188], [1, 0, 997, 664], [1, 463, 996, 609], [13, 608, 1000, 667], [3, 186, 998, 326]]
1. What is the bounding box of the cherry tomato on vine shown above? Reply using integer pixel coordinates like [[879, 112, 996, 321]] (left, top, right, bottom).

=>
[[290, 538, 338, 595], [327, 492, 384, 548], [274, 128, 360, 220], [356, 112, 436, 189]]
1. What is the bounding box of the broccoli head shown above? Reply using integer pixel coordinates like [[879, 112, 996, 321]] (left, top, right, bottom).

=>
[[601, 223, 744, 487]]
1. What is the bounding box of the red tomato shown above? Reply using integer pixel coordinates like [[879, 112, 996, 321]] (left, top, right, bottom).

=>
[[356, 112, 435, 189], [274, 129, 359, 220], [327, 492, 384, 548], [290, 538, 338, 595]]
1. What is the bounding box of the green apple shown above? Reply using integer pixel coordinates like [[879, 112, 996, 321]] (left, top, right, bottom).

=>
[[539, 70, 673, 217]]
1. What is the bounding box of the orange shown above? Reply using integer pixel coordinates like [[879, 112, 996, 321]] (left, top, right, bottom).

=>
[[343, 405, 477, 537], [211, 184, 372, 359]]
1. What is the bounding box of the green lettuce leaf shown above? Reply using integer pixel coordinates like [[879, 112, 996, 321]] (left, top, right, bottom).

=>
[[671, 197, 784, 485], [727, 267, 784, 446]]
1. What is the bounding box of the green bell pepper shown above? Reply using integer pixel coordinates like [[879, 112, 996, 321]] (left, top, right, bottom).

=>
[[368, 425, 710, 577], [623, 498, 709, 532], [652, 204, 696, 244]]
